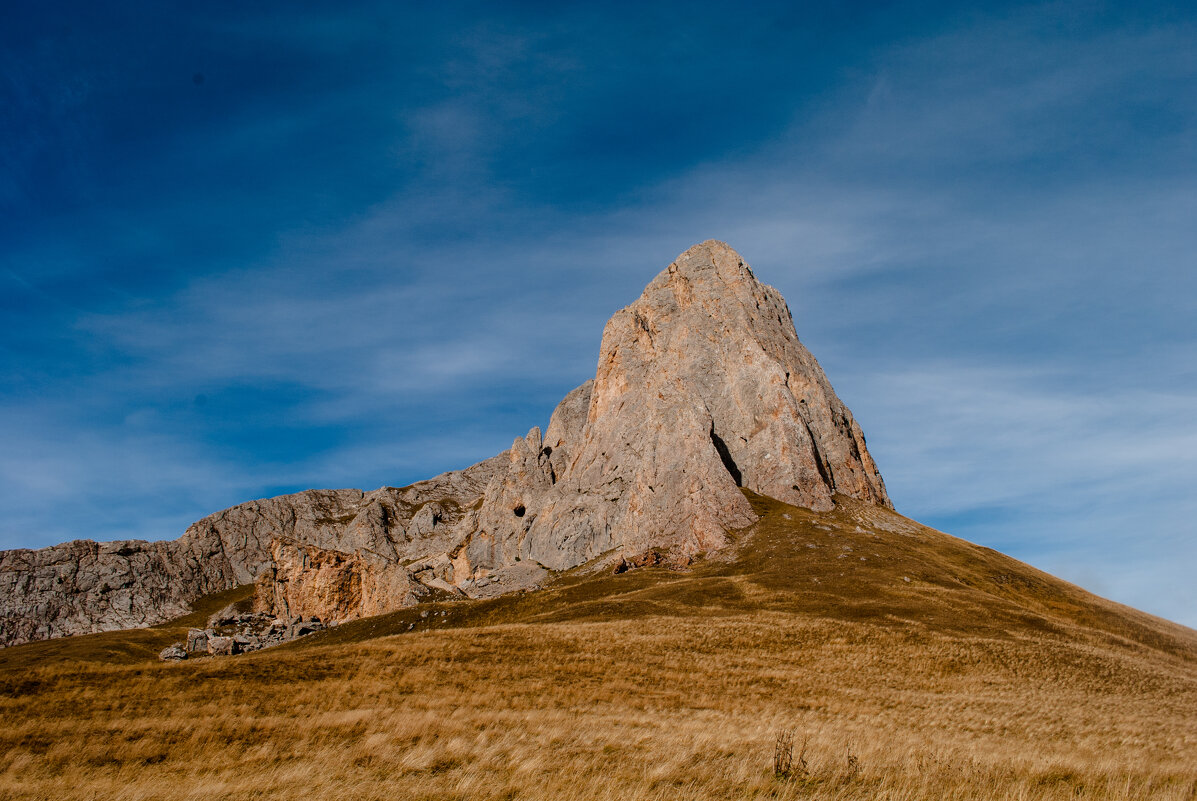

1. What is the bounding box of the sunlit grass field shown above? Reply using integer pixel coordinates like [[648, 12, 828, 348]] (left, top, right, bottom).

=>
[[2, 493, 1194, 800]]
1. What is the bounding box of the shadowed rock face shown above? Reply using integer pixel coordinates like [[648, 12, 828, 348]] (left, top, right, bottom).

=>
[[0, 241, 890, 645]]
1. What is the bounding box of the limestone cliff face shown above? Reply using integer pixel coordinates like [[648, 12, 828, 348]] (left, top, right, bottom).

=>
[[0, 240, 890, 646], [0, 538, 227, 647], [455, 240, 890, 575]]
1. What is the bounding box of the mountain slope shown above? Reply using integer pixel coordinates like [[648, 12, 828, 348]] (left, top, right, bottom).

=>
[[1, 490, 1194, 801], [5, 489, 1192, 669], [298, 489, 1197, 660]]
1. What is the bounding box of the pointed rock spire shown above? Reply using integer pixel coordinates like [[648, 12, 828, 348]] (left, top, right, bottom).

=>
[[463, 240, 890, 573]]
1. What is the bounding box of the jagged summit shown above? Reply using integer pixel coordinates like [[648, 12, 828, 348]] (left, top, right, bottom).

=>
[[613, 240, 889, 513], [1, 242, 891, 645], [463, 240, 889, 576]]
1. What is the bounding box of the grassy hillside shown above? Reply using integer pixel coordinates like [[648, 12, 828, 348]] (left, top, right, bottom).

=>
[[1, 491, 1194, 800]]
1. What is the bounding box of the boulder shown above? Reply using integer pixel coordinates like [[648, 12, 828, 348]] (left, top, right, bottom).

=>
[[207, 603, 240, 629], [232, 633, 259, 652], [186, 628, 208, 653], [158, 643, 187, 661]]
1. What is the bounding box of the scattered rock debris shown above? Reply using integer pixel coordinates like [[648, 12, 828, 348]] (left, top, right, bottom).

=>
[[158, 603, 326, 661], [613, 549, 693, 574]]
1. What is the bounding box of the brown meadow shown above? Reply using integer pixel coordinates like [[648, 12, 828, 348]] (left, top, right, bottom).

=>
[[2, 492, 1195, 800]]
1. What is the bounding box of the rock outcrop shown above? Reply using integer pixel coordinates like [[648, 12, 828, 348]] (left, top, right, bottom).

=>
[[451, 240, 890, 578], [254, 539, 425, 622], [0, 240, 890, 647], [0, 456, 505, 646], [155, 603, 330, 660]]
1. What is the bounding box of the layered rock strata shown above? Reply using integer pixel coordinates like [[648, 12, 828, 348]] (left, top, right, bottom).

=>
[[0, 240, 890, 646]]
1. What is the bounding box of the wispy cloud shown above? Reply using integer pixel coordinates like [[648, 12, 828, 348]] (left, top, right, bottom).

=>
[[840, 362, 1197, 624], [1, 2, 1194, 627]]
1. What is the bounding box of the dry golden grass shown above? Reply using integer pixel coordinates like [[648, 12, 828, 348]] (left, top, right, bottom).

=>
[[2, 492, 1195, 800]]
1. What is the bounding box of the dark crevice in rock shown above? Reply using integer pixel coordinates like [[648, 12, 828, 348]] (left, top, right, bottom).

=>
[[801, 419, 835, 492], [709, 428, 743, 487]]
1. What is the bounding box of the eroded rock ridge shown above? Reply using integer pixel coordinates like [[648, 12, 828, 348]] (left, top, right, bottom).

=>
[[0, 241, 889, 646]]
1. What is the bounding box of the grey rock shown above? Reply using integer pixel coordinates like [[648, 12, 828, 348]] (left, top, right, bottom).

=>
[[159, 643, 187, 661], [207, 636, 235, 656], [0, 454, 506, 646], [452, 240, 890, 576], [232, 633, 259, 652], [419, 576, 464, 596], [186, 628, 208, 653], [289, 618, 324, 638], [207, 603, 240, 629]]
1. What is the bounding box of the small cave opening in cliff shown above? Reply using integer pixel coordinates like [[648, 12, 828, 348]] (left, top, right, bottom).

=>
[[709, 428, 743, 487], [513, 505, 526, 518]]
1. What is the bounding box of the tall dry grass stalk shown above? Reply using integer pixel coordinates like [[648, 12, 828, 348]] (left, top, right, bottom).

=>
[[774, 728, 794, 778]]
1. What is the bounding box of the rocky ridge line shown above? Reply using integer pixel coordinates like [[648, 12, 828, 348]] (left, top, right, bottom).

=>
[[0, 456, 505, 646]]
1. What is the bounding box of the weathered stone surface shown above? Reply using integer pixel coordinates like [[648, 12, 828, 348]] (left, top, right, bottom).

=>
[[232, 633, 257, 650], [288, 617, 325, 638], [1, 240, 891, 645], [0, 455, 506, 646], [207, 635, 235, 656], [159, 643, 187, 661], [542, 381, 593, 483], [0, 538, 221, 649], [452, 240, 890, 576], [186, 628, 208, 653], [614, 550, 693, 574], [207, 604, 241, 629], [254, 539, 425, 622]]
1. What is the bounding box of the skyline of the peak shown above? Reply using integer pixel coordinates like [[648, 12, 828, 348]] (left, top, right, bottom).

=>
[[1, 2, 1194, 627]]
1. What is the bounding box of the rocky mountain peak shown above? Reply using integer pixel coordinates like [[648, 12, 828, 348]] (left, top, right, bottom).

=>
[[610, 242, 891, 514], [455, 241, 890, 579], [1, 241, 891, 645]]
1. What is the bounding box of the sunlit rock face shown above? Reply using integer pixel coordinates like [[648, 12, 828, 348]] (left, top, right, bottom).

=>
[[456, 239, 890, 576]]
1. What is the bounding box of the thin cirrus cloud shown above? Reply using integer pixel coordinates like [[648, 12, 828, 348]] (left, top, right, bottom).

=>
[[0, 2, 1194, 626]]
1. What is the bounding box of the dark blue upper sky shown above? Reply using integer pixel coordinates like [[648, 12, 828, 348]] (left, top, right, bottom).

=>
[[2, 1, 1195, 624]]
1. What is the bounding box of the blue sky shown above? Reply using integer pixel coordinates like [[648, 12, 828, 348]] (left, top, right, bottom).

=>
[[2, 2, 1194, 625]]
